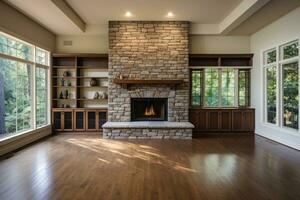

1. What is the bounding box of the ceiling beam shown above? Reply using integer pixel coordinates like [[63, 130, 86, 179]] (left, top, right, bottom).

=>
[[219, 0, 270, 35], [51, 0, 86, 32]]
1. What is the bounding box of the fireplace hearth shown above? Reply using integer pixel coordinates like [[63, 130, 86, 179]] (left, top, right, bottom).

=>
[[131, 98, 168, 121]]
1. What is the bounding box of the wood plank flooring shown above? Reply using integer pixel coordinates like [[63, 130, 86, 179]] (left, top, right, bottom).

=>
[[0, 134, 300, 200]]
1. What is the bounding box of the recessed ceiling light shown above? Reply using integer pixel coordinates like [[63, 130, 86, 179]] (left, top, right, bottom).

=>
[[125, 11, 132, 17], [167, 12, 174, 17]]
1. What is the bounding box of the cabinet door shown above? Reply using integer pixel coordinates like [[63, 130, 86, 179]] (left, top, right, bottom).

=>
[[86, 111, 97, 131], [190, 109, 208, 132], [63, 111, 73, 131], [208, 111, 220, 131], [243, 110, 255, 132], [219, 111, 231, 131], [98, 111, 107, 129], [190, 109, 199, 130], [74, 110, 85, 131], [52, 111, 63, 131], [232, 110, 244, 131]]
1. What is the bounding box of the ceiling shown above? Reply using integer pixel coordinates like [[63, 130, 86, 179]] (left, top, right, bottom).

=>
[[4, 0, 300, 36], [67, 0, 241, 24]]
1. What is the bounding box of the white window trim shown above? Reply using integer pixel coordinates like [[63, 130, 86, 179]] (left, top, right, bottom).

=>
[[262, 38, 300, 132], [0, 31, 51, 136]]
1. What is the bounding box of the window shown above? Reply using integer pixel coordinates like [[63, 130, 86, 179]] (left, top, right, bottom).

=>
[[239, 70, 250, 107], [263, 39, 299, 130], [264, 48, 276, 64], [265, 66, 277, 124], [0, 34, 34, 61], [191, 68, 249, 107], [191, 70, 202, 106], [36, 48, 49, 65], [0, 31, 50, 138], [221, 69, 235, 107], [0, 59, 32, 134], [204, 69, 219, 107], [282, 62, 298, 129], [36, 67, 48, 127]]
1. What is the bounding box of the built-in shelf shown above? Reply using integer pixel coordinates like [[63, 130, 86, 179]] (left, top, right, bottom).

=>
[[52, 76, 76, 79], [52, 53, 109, 111], [52, 66, 76, 69], [77, 86, 107, 88], [53, 99, 76, 101], [53, 86, 76, 88], [77, 66, 107, 69], [77, 99, 108, 101], [77, 76, 108, 79], [113, 78, 184, 88]]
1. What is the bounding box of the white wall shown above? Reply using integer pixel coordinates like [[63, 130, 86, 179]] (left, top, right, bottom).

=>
[[251, 7, 300, 150], [190, 35, 250, 54], [56, 34, 108, 53], [0, 1, 55, 51]]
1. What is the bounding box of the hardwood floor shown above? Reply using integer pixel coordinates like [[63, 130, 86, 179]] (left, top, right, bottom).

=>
[[0, 134, 300, 200]]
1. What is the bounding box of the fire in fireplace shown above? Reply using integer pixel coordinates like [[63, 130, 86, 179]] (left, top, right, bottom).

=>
[[131, 98, 168, 121]]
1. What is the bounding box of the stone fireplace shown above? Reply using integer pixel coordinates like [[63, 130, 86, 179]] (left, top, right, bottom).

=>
[[102, 21, 194, 139]]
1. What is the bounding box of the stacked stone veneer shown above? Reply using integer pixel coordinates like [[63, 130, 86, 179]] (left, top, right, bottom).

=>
[[104, 128, 192, 139], [104, 21, 191, 139]]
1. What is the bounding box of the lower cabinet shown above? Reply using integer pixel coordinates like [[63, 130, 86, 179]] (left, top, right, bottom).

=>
[[52, 109, 73, 132], [74, 110, 85, 131], [52, 108, 107, 132], [86, 110, 97, 131], [190, 108, 255, 133], [232, 109, 255, 132]]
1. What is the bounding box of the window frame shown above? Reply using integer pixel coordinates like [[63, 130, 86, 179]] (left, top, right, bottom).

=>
[[0, 31, 50, 137], [262, 39, 300, 132], [190, 67, 250, 108]]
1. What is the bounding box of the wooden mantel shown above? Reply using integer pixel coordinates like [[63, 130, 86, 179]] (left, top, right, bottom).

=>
[[113, 78, 184, 89]]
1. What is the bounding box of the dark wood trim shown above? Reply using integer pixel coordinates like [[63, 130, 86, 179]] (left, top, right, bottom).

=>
[[189, 54, 254, 67], [52, 53, 108, 58], [189, 54, 254, 58], [113, 78, 183, 89]]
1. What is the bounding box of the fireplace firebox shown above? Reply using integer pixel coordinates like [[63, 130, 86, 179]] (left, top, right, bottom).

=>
[[131, 98, 168, 121]]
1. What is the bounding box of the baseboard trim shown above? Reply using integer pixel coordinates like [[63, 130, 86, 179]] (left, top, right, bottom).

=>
[[0, 125, 52, 156]]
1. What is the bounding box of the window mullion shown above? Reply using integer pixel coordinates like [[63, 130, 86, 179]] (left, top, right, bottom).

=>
[[234, 69, 239, 107], [276, 46, 281, 127], [32, 47, 36, 130], [218, 69, 222, 107]]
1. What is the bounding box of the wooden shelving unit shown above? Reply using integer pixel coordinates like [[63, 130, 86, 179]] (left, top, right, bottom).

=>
[[51, 54, 108, 133]]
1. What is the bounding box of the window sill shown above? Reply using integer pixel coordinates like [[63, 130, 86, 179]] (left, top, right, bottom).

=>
[[262, 123, 299, 137], [0, 124, 51, 146]]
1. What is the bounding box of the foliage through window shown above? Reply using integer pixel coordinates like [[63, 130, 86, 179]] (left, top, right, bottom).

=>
[[266, 66, 277, 124], [264, 49, 276, 64], [204, 69, 219, 107], [282, 62, 298, 129], [281, 40, 299, 60], [0, 59, 32, 133], [36, 67, 47, 127], [239, 70, 250, 107], [0, 34, 33, 62], [0, 31, 50, 137], [191, 70, 202, 106], [191, 68, 249, 107], [221, 69, 235, 107], [263, 39, 299, 130]]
